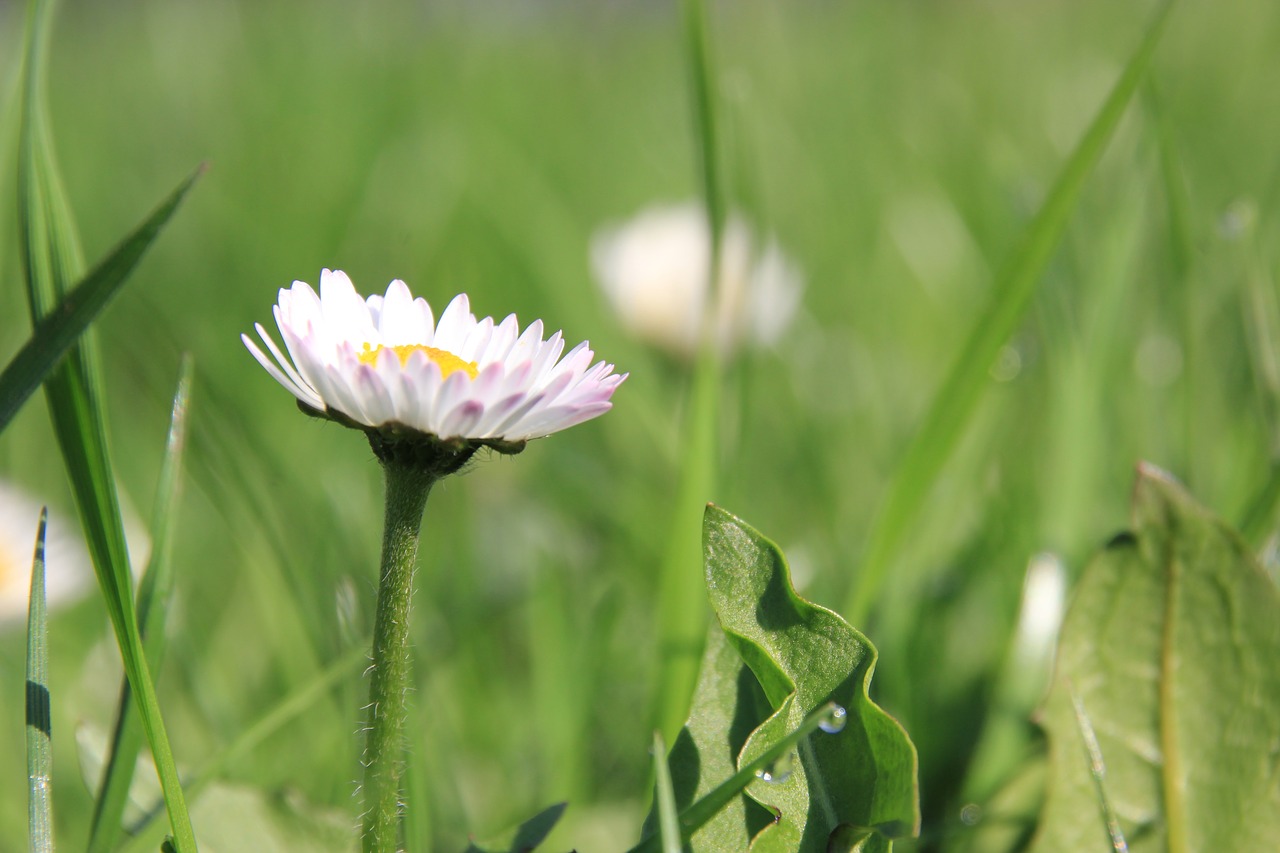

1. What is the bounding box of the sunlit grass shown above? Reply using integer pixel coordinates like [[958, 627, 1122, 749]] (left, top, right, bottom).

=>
[[2, 0, 1278, 849]]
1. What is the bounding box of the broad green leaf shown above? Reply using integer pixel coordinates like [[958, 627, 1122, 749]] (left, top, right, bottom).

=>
[[704, 506, 918, 851], [18, 0, 197, 847], [26, 508, 52, 853], [1029, 465, 1280, 852], [88, 360, 193, 853], [843, 0, 1177, 625], [463, 802, 568, 853], [650, 506, 918, 851]]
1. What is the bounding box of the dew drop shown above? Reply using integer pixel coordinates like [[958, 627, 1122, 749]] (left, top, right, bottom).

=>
[[819, 704, 848, 734], [754, 751, 796, 784], [960, 803, 982, 826]]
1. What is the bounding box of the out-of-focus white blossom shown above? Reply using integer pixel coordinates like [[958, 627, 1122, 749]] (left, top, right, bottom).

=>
[[590, 202, 803, 360], [1014, 552, 1067, 667], [0, 481, 92, 627]]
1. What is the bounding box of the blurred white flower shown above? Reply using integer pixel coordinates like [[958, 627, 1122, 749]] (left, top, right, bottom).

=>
[[1013, 552, 1067, 667], [590, 202, 803, 360], [243, 270, 626, 443], [0, 481, 93, 627]]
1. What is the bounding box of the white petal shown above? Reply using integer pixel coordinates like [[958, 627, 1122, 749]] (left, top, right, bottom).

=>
[[378, 279, 426, 345], [459, 316, 494, 362], [433, 293, 474, 353], [241, 334, 322, 408], [479, 314, 521, 365], [351, 363, 396, 426], [254, 322, 313, 397]]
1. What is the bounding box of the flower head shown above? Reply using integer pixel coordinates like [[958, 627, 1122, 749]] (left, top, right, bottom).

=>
[[590, 202, 803, 360], [243, 271, 626, 462]]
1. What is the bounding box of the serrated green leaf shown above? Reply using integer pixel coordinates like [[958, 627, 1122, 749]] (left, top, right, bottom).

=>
[[88, 360, 193, 853], [0, 167, 201, 435], [844, 0, 1177, 625], [657, 506, 919, 852], [26, 508, 52, 853], [463, 802, 568, 853], [1029, 465, 1280, 852]]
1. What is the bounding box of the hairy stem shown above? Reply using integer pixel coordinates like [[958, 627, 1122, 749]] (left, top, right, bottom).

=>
[[362, 459, 435, 853]]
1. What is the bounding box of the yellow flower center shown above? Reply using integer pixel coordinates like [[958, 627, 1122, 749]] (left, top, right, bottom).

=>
[[359, 343, 478, 379]]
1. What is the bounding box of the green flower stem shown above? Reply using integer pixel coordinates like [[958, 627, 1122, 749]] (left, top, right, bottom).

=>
[[362, 457, 437, 853]]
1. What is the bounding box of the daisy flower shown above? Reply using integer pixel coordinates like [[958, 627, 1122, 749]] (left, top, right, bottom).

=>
[[590, 202, 803, 360], [243, 270, 625, 848], [242, 270, 626, 454]]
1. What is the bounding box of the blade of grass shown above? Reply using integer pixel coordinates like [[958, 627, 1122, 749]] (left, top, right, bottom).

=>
[[120, 644, 370, 853], [652, 732, 682, 853], [1069, 688, 1129, 853], [0, 166, 203, 434], [653, 0, 728, 744], [1228, 152, 1280, 545], [1146, 81, 1198, 490], [26, 508, 52, 853], [683, 0, 725, 243], [18, 0, 197, 848], [88, 359, 193, 853], [630, 701, 841, 853], [843, 0, 1178, 626]]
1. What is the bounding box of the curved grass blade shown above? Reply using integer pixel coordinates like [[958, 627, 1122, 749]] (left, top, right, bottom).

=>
[[1146, 81, 1197, 487], [18, 0, 197, 848], [87, 359, 193, 853], [653, 0, 729, 742], [27, 509, 52, 853], [843, 0, 1178, 625], [0, 165, 203, 434]]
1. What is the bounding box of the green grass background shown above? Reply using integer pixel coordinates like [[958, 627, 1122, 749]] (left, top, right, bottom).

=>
[[1, 0, 1278, 848]]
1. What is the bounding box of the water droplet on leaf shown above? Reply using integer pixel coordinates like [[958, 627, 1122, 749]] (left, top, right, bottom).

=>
[[819, 704, 848, 734], [754, 750, 796, 784]]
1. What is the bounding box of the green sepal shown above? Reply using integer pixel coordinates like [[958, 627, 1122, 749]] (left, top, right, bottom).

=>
[[296, 401, 527, 475]]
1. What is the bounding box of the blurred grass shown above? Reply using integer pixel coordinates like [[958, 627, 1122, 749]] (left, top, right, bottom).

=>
[[1, 0, 1278, 849]]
